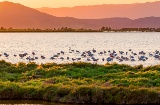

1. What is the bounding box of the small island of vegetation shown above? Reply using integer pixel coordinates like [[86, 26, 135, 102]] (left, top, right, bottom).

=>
[[0, 60, 160, 104]]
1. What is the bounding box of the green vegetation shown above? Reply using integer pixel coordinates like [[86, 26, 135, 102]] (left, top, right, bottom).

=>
[[0, 60, 160, 104], [1, 27, 160, 32]]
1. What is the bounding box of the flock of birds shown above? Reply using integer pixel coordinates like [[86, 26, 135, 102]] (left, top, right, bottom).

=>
[[1, 47, 160, 64]]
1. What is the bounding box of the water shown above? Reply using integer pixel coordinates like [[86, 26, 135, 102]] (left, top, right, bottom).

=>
[[0, 32, 160, 66], [0, 100, 76, 105], [0, 100, 159, 105]]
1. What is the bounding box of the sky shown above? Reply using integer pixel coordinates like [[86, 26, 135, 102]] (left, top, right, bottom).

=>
[[0, 0, 159, 8]]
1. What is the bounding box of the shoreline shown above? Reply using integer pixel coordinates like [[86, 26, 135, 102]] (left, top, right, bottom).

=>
[[0, 31, 159, 33], [0, 60, 160, 104], [0, 27, 160, 33]]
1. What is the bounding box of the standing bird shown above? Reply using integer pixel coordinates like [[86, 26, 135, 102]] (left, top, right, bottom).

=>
[[67, 57, 69, 60], [102, 58, 105, 61]]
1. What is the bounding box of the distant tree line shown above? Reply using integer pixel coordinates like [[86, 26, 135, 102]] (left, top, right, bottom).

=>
[[100, 27, 160, 32], [1, 27, 160, 32], [120, 28, 159, 32], [0, 27, 100, 32]]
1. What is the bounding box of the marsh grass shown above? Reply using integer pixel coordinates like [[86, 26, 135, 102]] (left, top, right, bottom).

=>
[[0, 60, 160, 104]]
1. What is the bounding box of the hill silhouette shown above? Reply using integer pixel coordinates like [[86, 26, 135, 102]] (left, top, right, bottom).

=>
[[36, 1, 160, 19], [1, 1, 160, 29]]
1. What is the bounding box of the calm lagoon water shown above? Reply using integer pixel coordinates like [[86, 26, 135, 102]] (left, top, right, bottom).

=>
[[0, 100, 59, 105], [0, 100, 159, 105], [0, 32, 160, 66], [0, 100, 80, 105]]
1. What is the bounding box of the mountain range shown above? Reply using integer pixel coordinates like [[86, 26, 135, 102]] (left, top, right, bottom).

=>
[[36, 1, 160, 19], [1, 1, 160, 29]]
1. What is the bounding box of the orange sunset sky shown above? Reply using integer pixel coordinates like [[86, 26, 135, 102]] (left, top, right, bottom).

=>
[[0, 0, 159, 8]]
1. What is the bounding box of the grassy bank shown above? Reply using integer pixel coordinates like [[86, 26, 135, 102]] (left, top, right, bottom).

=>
[[0, 60, 160, 104]]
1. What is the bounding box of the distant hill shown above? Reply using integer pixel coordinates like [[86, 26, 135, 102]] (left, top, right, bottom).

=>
[[36, 1, 160, 19], [1, 1, 160, 29], [0, 1, 64, 29]]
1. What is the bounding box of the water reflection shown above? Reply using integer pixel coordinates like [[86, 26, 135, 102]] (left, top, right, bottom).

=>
[[0, 100, 70, 105]]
